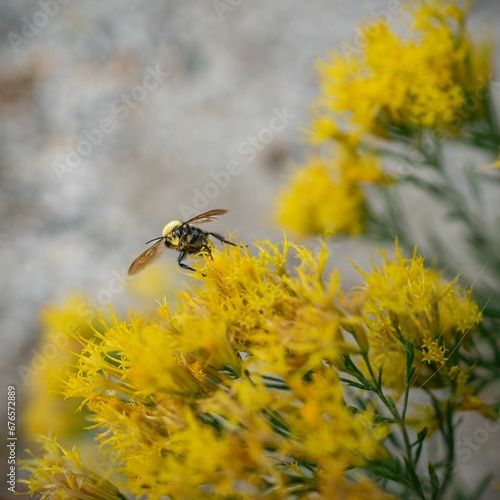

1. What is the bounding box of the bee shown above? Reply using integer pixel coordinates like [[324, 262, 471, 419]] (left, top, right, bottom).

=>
[[128, 209, 237, 276]]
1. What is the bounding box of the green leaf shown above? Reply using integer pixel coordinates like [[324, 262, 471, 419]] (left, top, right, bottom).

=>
[[373, 414, 398, 424], [385, 395, 398, 414], [428, 461, 440, 499], [403, 454, 425, 498], [414, 427, 429, 465], [339, 377, 371, 391], [342, 355, 373, 388], [416, 427, 429, 444], [367, 456, 404, 482]]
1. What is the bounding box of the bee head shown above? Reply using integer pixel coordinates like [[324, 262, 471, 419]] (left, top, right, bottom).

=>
[[162, 220, 183, 246], [162, 220, 183, 236]]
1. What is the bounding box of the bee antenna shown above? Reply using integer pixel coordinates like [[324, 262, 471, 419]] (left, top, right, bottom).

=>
[[146, 236, 164, 245]]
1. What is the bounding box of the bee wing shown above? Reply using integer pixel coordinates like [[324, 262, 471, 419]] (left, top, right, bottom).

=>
[[128, 239, 166, 276], [185, 209, 228, 225]]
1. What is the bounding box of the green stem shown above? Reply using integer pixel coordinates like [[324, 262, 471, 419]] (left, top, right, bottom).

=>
[[439, 403, 456, 497], [425, 392, 457, 498], [401, 368, 411, 426], [361, 353, 414, 466]]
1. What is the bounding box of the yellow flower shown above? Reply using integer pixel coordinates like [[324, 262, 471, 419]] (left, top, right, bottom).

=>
[[276, 156, 366, 237], [354, 242, 482, 391], [421, 329, 448, 366], [25, 240, 390, 499], [310, 0, 490, 141], [21, 438, 126, 500], [409, 0, 470, 30], [22, 294, 97, 440], [277, 146, 390, 237], [446, 366, 497, 420], [407, 404, 441, 436], [458, 394, 498, 420], [24, 236, 492, 498]]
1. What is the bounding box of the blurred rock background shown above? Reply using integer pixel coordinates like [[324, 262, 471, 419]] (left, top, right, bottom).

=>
[[1, 1, 499, 498]]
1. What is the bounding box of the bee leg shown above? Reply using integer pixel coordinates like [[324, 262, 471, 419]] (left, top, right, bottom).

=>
[[201, 244, 213, 260], [178, 251, 196, 272], [208, 232, 238, 247]]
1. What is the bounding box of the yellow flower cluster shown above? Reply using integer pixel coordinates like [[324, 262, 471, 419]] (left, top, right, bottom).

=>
[[311, 0, 489, 141], [353, 244, 482, 391], [277, 149, 390, 237], [22, 438, 126, 500], [26, 242, 391, 499], [22, 294, 97, 439], [277, 0, 493, 238], [421, 330, 448, 366], [21, 264, 175, 443], [23, 239, 491, 498], [276, 156, 365, 237]]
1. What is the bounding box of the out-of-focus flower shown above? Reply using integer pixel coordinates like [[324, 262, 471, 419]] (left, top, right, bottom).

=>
[[277, 149, 391, 237], [21, 438, 127, 500], [22, 294, 97, 440], [310, 0, 490, 141], [276, 156, 365, 237], [23, 268, 175, 443], [278, 1, 494, 240], [409, 363, 497, 435]]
